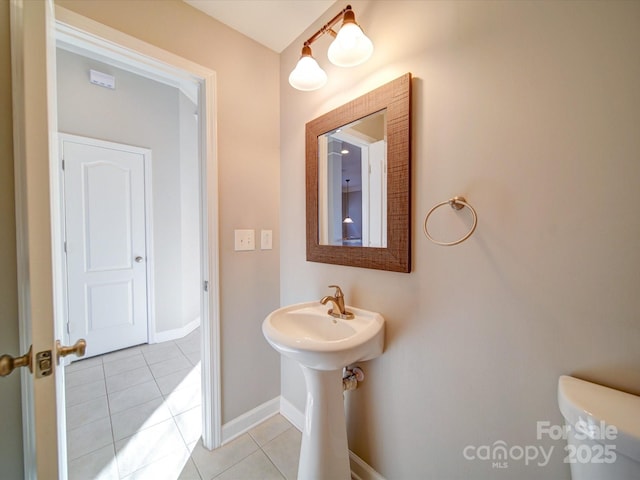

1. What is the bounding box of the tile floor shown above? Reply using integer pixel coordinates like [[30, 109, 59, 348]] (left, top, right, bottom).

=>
[[65, 328, 301, 479]]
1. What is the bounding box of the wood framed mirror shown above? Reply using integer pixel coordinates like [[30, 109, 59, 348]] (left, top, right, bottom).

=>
[[306, 73, 411, 272]]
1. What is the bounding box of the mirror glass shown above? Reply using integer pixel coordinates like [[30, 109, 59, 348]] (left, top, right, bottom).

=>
[[306, 73, 411, 272], [318, 110, 387, 247]]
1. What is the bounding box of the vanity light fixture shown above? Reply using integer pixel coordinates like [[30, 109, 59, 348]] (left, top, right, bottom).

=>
[[288, 45, 327, 91], [343, 179, 354, 224], [289, 4, 373, 91]]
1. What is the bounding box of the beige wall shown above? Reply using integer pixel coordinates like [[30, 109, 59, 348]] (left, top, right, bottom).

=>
[[56, 0, 281, 422], [280, 1, 640, 478], [0, 2, 24, 478]]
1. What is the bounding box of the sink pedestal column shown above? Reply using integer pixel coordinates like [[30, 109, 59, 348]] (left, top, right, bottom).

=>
[[298, 366, 350, 480]]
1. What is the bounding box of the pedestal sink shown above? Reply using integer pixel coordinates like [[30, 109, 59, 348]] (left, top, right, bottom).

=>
[[262, 301, 385, 480]]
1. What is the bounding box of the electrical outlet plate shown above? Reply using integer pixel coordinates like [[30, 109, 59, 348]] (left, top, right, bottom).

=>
[[234, 229, 255, 251]]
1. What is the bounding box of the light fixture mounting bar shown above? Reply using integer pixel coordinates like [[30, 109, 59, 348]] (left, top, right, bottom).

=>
[[304, 5, 353, 47]]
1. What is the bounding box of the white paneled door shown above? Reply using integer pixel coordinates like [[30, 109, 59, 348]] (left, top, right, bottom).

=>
[[62, 135, 150, 358]]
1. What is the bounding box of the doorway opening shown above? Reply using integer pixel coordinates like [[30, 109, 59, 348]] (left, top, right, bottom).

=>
[[50, 15, 221, 477]]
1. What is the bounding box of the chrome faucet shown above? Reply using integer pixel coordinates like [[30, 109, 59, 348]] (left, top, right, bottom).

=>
[[320, 285, 354, 320]]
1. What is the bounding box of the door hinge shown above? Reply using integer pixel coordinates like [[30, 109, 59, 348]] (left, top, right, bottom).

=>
[[61, 159, 65, 170], [203, 280, 209, 292], [66, 322, 70, 334], [64, 241, 67, 253]]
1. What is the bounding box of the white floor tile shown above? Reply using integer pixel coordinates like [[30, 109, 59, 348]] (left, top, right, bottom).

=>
[[108, 380, 162, 414], [262, 427, 302, 480], [67, 417, 113, 461], [66, 355, 103, 373], [103, 354, 148, 378], [248, 414, 292, 446], [189, 434, 259, 480], [111, 396, 174, 441], [163, 380, 201, 416], [115, 418, 188, 478], [66, 364, 104, 390], [66, 395, 109, 430], [149, 355, 192, 379], [66, 378, 107, 407], [106, 365, 154, 393], [174, 405, 202, 445], [175, 331, 200, 353], [121, 449, 199, 480], [68, 444, 118, 480], [178, 458, 203, 480], [154, 366, 200, 396], [139, 340, 176, 352], [176, 338, 200, 355], [185, 351, 201, 366], [213, 449, 285, 480], [64, 329, 301, 480], [141, 342, 186, 365]]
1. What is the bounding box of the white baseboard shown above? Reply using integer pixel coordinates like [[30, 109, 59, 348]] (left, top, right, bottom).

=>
[[221, 396, 280, 445], [350, 450, 387, 480], [279, 395, 304, 431], [153, 316, 200, 343], [278, 396, 386, 480]]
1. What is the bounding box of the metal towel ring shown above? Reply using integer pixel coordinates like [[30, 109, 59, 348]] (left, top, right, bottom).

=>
[[423, 196, 477, 246]]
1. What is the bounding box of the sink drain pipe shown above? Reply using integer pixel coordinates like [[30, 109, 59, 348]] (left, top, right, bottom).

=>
[[343, 366, 364, 391]]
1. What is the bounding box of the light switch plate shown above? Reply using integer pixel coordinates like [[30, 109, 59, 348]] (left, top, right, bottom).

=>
[[261, 230, 273, 250], [234, 229, 255, 251]]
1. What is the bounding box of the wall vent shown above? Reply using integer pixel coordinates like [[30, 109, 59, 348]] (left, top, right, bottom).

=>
[[89, 69, 115, 89]]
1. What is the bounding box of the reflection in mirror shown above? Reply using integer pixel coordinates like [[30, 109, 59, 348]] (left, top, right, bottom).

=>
[[318, 110, 387, 247]]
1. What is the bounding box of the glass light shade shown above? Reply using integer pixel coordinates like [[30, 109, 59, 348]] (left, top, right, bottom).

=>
[[343, 216, 354, 224], [289, 54, 327, 91], [327, 22, 374, 67]]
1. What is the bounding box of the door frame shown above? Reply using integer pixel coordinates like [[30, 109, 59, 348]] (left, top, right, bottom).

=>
[[58, 134, 155, 355], [10, 1, 222, 477]]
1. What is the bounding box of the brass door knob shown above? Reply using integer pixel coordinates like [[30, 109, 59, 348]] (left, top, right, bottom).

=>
[[56, 339, 87, 364], [0, 345, 33, 377]]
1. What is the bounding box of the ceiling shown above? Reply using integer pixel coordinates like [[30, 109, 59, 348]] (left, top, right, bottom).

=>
[[183, 0, 338, 53]]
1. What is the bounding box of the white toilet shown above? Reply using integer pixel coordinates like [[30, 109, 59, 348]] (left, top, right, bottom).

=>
[[558, 375, 640, 479]]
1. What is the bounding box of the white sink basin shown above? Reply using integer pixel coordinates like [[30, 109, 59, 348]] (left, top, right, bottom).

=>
[[263, 300, 385, 479], [262, 301, 384, 371]]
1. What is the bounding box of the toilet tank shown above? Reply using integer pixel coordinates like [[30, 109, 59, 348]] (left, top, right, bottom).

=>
[[558, 375, 640, 480]]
